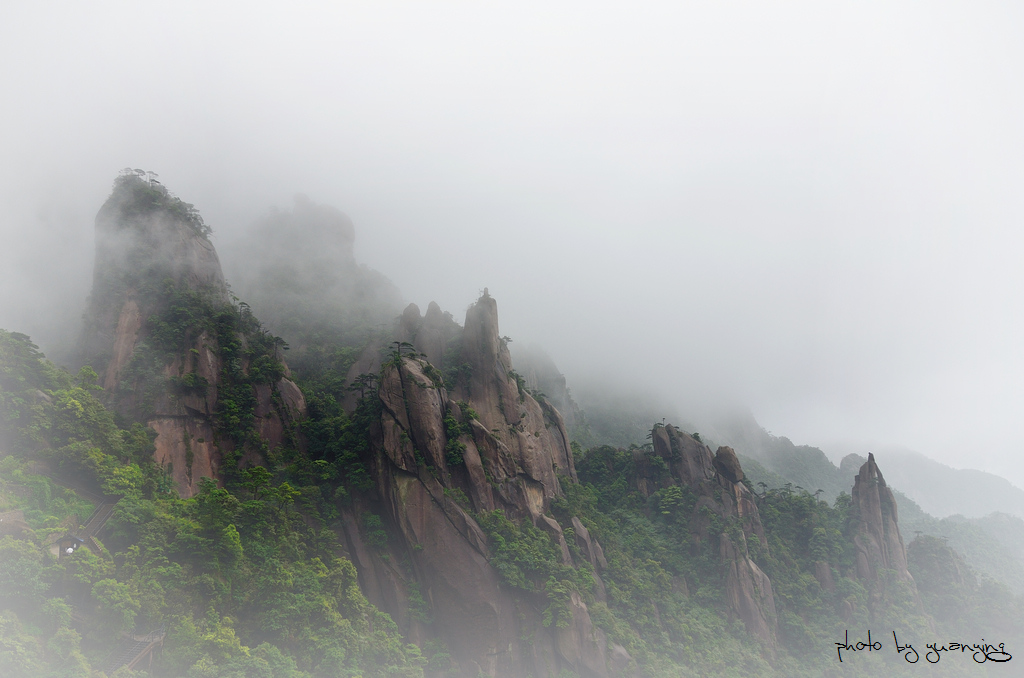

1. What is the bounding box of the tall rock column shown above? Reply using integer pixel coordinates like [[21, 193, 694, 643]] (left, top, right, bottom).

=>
[[845, 452, 928, 629], [359, 293, 619, 677], [454, 291, 577, 508], [849, 453, 913, 583], [79, 172, 305, 496]]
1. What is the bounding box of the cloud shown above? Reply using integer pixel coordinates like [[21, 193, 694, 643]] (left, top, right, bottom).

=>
[[2, 1, 1023, 484]]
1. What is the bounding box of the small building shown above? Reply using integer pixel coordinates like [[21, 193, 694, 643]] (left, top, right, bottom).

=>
[[49, 533, 86, 558]]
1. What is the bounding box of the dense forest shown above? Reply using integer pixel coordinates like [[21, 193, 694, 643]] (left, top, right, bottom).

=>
[[2, 173, 1022, 677]]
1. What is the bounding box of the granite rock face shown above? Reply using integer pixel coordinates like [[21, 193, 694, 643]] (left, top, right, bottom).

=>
[[512, 343, 588, 440], [849, 453, 913, 583], [357, 293, 623, 678], [647, 425, 777, 651], [845, 453, 925, 621], [80, 173, 305, 497]]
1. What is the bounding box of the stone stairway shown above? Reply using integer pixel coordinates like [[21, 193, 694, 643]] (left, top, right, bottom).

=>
[[32, 462, 164, 672], [80, 500, 117, 538], [102, 628, 166, 674], [34, 465, 119, 553]]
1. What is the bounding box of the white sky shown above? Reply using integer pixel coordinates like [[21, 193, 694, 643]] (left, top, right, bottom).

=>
[[2, 2, 1023, 486]]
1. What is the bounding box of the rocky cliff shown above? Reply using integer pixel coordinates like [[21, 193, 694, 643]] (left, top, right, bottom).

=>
[[831, 452, 930, 633], [647, 426, 778, 651], [14, 170, 1010, 676], [848, 453, 918, 599], [81, 173, 226, 383], [343, 292, 627, 678], [80, 171, 305, 496], [341, 293, 785, 671]]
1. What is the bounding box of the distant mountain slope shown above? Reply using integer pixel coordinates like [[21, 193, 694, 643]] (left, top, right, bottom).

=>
[[570, 382, 688, 450], [710, 410, 1024, 520], [831, 443, 1024, 520], [220, 194, 403, 369], [703, 410, 851, 503], [738, 446, 1024, 596], [696, 410, 1024, 597], [894, 490, 1024, 595]]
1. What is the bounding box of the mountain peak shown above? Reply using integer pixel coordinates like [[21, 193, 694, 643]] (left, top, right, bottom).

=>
[[79, 172, 305, 496]]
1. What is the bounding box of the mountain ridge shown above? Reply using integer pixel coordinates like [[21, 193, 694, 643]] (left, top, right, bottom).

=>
[[1, 173, 1021, 677]]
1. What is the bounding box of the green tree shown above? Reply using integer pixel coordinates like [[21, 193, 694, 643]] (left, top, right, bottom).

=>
[[92, 578, 140, 633], [272, 481, 300, 510], [240, 466, 273, 501]]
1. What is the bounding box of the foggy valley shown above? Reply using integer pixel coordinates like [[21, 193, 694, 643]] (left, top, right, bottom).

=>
[[2, 3, 1024, 677]]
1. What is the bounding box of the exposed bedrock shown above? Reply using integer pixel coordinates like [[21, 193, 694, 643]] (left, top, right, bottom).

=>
[[81, 174, 305, 496], [646, 425, 777, 652], [362, 293, 623, 677]]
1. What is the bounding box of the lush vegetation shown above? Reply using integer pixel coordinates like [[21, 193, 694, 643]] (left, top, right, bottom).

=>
[[8, 323, 1024, 678], [0, 329, 423, 677], [544, 441, 1022, 676], [112, 171, 212, 240], [8, 314, 1023, 676], [476, 510, 591, 630], [300, 372, 377, 497], [560, 445, 773, 676]]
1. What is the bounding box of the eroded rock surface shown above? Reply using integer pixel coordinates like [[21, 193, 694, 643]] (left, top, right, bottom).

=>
[[845, 453, 925, 622], [80, 173, 305, 496], [512, 343, 588, 440], [647, 425, 777, 651], [849, 453, 913, 583], [361, 293, 622, 677]]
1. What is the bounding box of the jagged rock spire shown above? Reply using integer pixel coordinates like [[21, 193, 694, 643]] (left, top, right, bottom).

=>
[[849, 453, 914, 583], [358, 292, 612, 677]]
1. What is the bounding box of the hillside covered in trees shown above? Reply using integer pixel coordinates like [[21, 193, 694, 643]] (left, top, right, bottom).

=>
[[1, 173, 1021, 677]]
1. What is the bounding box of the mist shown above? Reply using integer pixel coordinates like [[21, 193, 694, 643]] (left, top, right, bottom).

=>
[[3, 2, 1024, 487]]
